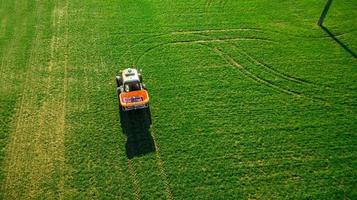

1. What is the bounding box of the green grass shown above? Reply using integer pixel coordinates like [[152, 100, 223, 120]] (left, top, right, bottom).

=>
[[0, 0, 356, 199]]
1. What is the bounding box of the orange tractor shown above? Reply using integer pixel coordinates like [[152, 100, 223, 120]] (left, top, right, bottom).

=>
[[116, 68, 150, 111]]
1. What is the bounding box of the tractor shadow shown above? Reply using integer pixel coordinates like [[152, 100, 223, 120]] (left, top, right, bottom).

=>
[[119, 108, 155, 159]]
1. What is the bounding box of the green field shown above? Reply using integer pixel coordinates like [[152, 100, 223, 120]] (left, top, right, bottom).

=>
[[1, 0, 356, 199]]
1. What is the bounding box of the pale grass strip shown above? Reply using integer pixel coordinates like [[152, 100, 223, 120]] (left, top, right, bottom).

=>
[[58, 0, 69, 198], [3, 13, 42, 200]]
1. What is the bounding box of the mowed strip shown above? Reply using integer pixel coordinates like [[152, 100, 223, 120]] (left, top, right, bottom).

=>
[[3, 1, 73, 199]]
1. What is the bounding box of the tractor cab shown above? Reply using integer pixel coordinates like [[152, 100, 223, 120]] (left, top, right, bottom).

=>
[[116, 68, 149, 111], [124, 80, 142, 92]]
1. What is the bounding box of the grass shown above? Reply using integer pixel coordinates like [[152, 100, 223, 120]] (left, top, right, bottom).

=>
[[0, 0, 356, 199]]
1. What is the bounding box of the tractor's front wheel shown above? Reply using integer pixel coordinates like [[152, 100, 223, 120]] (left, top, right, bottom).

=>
[[139, 74, 143, 82], [116, 87, 123, 111], [115, 76, 122, 87]]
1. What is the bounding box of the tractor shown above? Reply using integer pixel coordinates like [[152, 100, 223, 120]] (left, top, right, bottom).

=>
[[116, 68, 150, 111]]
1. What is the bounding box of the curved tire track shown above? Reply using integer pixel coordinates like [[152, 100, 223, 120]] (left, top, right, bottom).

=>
[[133, 38, 302, 97], [131, 30, 327, 102], [134, 36, 275, 65], [209, 45, 303, 97], [194, 32, 318, 86], [119, 28, 265, 64], [237, 50, 315, 85], [206, 44, 326, 102], [131, 33, 293, 95]]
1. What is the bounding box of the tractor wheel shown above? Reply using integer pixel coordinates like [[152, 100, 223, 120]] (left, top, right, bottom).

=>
[[116, 88, 122, 111], [116, 76, 122, 87], [146, 106, 152, 125], [142, 84, 147, 91]]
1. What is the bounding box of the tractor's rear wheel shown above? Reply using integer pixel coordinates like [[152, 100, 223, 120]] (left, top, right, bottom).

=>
[[145, 105, 152, 125]]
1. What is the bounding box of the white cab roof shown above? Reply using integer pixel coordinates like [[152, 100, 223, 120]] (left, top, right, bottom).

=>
[[122, 68, 140, 83]]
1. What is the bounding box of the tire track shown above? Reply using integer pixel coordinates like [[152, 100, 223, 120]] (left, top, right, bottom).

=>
[[120, 113, 143, 200], [173, 28, 262, 34], [194, 32, 317, 86], [210, 45, 304, 97], [120, 37, 174, 200], [116, 25, 330, 103], [119, 28, 263, 65], [192, 33, 333, 98], [237, 48, 314, 85], [134, 36, 275, 65], [58, 0, 69, 197], [132, 30, 327, 102], [176, 37, 275, 44], [132, 30, 331, 102], [208, 43, 326, 102], [127, 160, 141, 200], [151, 130, 174, 200]]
